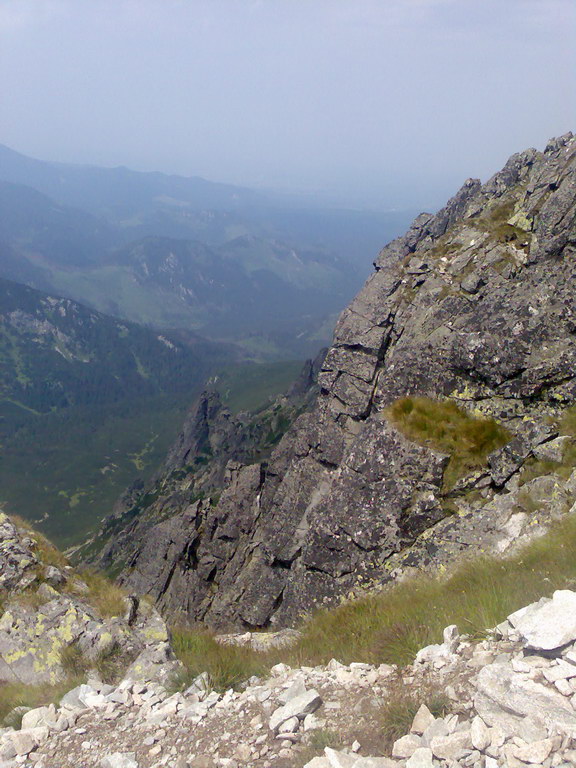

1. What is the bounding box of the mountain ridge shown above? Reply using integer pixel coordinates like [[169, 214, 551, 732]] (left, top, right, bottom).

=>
[[91, 132, 576, 629]]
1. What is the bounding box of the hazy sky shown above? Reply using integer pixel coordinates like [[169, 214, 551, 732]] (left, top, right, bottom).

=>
[[0, 0, 574, 209]]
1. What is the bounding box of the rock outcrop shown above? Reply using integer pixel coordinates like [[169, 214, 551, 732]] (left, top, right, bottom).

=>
[[0, 512, 178, 686], [96, 133, 576, 630]]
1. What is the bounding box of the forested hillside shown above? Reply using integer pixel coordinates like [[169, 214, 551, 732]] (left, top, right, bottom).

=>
[[0, 277, 249, 546]]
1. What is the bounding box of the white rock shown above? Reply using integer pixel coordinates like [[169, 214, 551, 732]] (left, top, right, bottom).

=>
[[470, 715, 490, 751], [429, 731, 472, 760], [415, 643, 454, 665], [475, 662, 576, 737], [324, 747, 356, 768], [7, 728, 49, 756], [556, 679, 573, 696], [443, 625, 459, 652], [302, 759, 330, 768], [99, 753, 139, 768], [81, 691, 109, 709], [270, 663, 291, 677], [21, 706, 57, 731], [513, 737, 554, 764], [234, 744, 252, 762], [269, 689, 322, 732], [410, 704, 435, 735], [508, 591, 576, 650], [392, 734, 422, 759], [544, 661, 576, 683], [60, 684, 97, 709], [278, 679, 307, 705], [422, 718, 448, 743], [278, 717, 299, 734], [406, 747, 435, 768], [303, 713, 326, 731]]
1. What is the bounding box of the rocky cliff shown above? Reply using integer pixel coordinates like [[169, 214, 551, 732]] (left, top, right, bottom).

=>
[[96, 133, 575, 630]]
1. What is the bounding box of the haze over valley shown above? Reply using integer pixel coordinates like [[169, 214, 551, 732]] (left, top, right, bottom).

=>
[[1, 4, 576, 767]]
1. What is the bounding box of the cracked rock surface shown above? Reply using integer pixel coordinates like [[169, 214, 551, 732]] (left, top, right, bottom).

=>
[[91, 133, 576, 630]]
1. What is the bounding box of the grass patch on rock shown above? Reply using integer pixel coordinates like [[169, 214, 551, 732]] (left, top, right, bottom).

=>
[[81, 570, 127, 618], [386, 396, 510, 489]]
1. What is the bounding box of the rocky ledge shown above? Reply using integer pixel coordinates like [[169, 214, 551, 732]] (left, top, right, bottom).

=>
[[0, 512, 178, 687], [2, 589, 576, 767]]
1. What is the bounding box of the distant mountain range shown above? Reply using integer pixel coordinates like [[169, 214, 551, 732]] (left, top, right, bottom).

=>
[[0, 144, 414, 357], [0, 143, 413, 545], [0, 276, 234, 415]]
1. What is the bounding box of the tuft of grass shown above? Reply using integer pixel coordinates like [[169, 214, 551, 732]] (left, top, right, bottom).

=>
[[95, 644, 136, 684], [81, 570, 127, 618], [0, 677, 84, 726], [170, 629, 267, 692], [59, 643, 90, 678], [379, 680, 450, 752], [386, 396, 511, 489], [296, 729, 343, 766], [56, 642, 131, 688]]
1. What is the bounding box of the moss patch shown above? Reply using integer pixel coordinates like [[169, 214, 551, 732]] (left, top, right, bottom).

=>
[[386, 396, 511, 489]]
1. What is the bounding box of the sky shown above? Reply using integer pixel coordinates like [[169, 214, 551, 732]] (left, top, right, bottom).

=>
[[0, 0, 574, 210]]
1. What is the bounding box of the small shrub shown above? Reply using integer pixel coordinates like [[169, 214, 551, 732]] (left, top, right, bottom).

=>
[[170, 628, 267, 692], [386, 396, 511, 489]]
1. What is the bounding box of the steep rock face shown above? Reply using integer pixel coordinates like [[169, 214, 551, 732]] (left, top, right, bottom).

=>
[[114, 134, 576, 629]]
